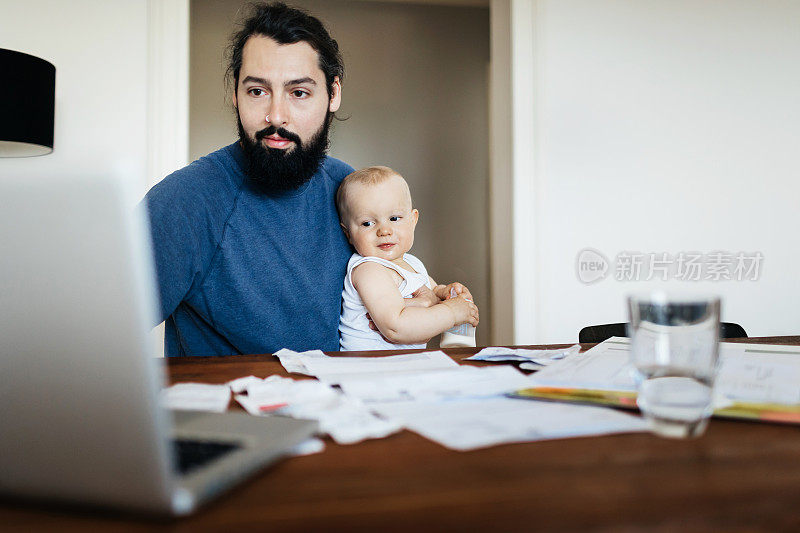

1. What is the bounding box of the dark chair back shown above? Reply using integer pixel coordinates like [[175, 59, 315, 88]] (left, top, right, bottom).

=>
[[579, 322, 748, 344]]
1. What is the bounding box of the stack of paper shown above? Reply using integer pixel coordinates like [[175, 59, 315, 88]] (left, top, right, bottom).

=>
[[163, 347, 651, 451], [270, 348, 646, 450], [520, 337, 800, 423]]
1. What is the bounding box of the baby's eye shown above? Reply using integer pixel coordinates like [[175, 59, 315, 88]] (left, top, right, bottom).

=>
[[390, 216, 402, 222], [361, 221, 373, 227]]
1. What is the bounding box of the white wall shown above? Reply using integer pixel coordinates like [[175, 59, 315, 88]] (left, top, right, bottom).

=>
[[190, 0, 492, 345], [0, 0, 149, 193], [0, 0, 188, 357], [516, 0, 800, 343]]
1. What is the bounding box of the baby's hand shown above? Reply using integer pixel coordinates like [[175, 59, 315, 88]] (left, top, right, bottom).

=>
[[435, 282, 473, 303], [442, 295, 479, 328], [404, 285, 440, 308]]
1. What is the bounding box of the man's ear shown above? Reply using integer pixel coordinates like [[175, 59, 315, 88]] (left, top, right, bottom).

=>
[[232, 82, 238, 109], [329, 76, 342, 113]]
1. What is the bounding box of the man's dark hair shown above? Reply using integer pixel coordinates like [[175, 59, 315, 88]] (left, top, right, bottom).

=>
[[227, 2, 344, 98]]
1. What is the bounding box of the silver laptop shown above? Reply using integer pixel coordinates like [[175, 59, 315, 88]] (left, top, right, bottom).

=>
[[0, 172, 317, 515]]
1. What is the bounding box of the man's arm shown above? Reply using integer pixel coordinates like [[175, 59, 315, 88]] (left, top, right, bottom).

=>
[[353, 262, 479, 344], [141, 175, 217, 324]]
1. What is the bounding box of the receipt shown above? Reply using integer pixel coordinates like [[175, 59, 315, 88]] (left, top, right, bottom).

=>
[[234, 375, 401, 445], [274, 348, 329, 375], [160, 383, 230, 413]]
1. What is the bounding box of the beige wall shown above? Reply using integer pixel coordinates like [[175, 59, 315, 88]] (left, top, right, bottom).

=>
[[190, 0, 492, 345]]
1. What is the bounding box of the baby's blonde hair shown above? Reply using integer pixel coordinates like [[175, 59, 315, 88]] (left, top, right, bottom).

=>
[[336, 165, 407, 220]]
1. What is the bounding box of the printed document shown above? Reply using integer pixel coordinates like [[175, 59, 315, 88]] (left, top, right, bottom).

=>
[[370, 396, 647, 451], [276, 349, 459, 384], [337, 365, 533, 403]]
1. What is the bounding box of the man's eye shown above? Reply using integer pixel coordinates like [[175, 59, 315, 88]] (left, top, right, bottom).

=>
[[249, 88, 265, 97], [292, 90, 309, 98]]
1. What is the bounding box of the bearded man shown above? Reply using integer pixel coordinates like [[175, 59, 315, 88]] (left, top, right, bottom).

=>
[[144, 3, 355, 356]]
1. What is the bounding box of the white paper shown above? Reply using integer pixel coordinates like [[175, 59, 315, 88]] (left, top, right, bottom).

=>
[[234, 376, 401, 445], [236, 376, 339, 414], [288, 438, 326, 457], [370, 396, 647, 451], [529, 340, 639, 391], [301, 350, 459, 384], [519, 361, 557, 371], [466, 344, 580, 366], [226, 375, 266, 393], [716, 351, 800, 404], [528, 338, 800, 405], [338, 365, 532, 403], [274, 348, 329, 375], [160, 383, 230, 413], [307, 396, 402, 445]]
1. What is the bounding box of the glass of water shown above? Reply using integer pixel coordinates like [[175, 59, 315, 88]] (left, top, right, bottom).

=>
[[628, 293, 721, 438]]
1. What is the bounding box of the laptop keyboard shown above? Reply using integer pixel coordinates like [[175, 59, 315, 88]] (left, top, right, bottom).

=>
[[172, 438, 242, 475]]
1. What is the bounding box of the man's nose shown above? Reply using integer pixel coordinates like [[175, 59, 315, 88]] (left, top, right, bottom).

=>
[[267, 97, 288, 126]]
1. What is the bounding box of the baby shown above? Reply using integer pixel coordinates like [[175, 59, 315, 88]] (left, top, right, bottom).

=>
[[336, 166, 479, 351]]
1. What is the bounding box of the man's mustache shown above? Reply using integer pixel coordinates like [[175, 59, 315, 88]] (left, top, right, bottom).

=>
[[255, 125, 302, 146]]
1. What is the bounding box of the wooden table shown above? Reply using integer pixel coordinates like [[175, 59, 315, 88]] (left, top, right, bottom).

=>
[[4, 337, 800, 531]]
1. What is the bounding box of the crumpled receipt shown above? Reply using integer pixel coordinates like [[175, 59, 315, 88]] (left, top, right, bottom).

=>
[[234, 375, 401, 445]]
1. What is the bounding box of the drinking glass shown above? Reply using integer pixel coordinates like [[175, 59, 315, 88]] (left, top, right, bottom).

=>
[[628, 293, 721, 438]]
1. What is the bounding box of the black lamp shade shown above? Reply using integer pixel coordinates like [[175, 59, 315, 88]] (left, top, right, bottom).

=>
[[0, 48, 56, 157]]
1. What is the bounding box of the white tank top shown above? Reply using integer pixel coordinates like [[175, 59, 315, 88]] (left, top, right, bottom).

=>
[[339, 252, 431, 351]]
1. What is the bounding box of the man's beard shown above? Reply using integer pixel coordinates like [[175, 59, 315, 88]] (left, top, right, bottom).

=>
[[237, 114, 331, 195]]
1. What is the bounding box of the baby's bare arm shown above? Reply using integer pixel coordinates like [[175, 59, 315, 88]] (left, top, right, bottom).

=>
[[403, 285, 440, 308], [353, 263, 477, 344]]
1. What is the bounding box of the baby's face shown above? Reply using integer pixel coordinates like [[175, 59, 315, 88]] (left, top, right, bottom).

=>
[[341, 175, 418, 263]]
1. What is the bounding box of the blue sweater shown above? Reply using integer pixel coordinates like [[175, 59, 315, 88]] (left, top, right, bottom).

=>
[[144, 143, 354, 356]]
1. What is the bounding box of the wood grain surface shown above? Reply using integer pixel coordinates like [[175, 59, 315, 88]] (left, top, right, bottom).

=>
[[3, 337, 800, 532]]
